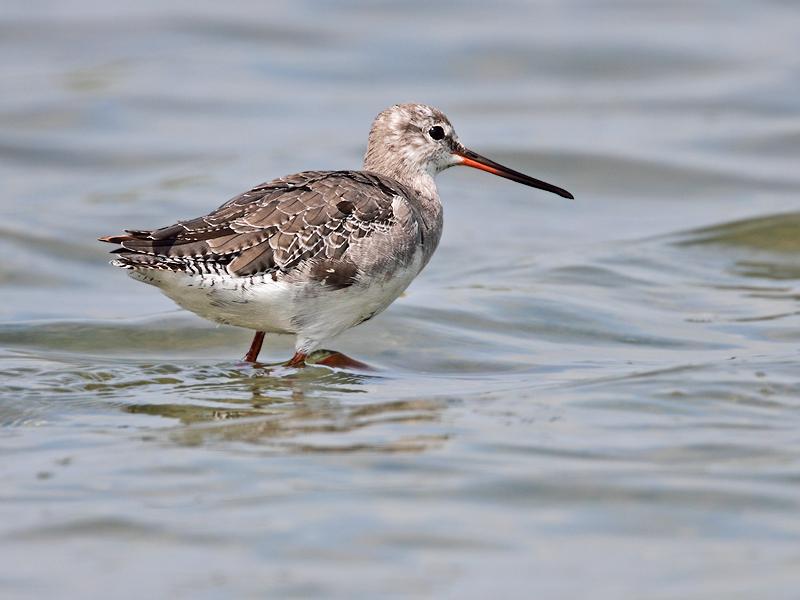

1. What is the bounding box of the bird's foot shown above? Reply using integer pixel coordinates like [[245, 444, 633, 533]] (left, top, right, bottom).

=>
[[278, 350, 371, 371], [308, 350, 373, 371], [284, 352, 308, 368]]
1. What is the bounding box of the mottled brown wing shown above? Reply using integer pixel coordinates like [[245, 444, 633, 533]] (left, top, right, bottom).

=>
[[103, 170, 410, 278]]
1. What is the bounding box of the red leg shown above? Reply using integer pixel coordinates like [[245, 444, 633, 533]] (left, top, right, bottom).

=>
[[244, 331, 265, 363], [313, 350, 373, 371], [285, 352, 307, 368]]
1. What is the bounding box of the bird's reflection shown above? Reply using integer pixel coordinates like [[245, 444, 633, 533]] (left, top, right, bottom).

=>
[[123, 355, 447, 453]]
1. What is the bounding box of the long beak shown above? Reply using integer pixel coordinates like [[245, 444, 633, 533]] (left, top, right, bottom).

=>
[[454, 147, 574, 199]]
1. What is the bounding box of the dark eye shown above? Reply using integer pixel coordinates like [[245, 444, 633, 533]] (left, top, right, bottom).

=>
[[428, 125, 445, 141]]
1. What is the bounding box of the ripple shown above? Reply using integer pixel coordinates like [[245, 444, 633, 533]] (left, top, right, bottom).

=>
[[678, 212, 800, 253], [497, 150, 800, 198], [456, 41, 731, 82], [0, 138, 204, 170], [0, 317, 243, 355]]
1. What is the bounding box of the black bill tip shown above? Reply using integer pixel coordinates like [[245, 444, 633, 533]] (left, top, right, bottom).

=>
[[456, 148, 574, 200]]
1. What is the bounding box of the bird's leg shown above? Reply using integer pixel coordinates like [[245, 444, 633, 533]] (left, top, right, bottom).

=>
[[244, 331, 266, 363], [285, 352, 308, 368], [313, 350, 373, 371]]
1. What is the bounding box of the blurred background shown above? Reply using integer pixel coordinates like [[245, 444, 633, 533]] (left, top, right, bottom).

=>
[[2, 0, 800, 597]]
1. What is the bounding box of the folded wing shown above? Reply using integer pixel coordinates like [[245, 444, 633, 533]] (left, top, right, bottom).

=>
[[100, 170, 413, 280]]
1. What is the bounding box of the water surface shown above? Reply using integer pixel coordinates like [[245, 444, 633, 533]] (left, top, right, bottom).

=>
[[2, 0, 800, 597]]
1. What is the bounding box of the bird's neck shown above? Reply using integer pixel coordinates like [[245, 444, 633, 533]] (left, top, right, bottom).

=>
[[363, 157, 440, 206], [399, 171, 439, 205]]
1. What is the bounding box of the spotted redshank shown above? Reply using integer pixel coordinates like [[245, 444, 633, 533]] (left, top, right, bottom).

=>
[[100, 104, 573, 368]]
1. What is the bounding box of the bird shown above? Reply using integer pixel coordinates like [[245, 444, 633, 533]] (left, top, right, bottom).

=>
[[99, 103, 573, 368]]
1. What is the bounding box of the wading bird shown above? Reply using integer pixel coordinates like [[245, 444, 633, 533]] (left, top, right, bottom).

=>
[[100, 104, 572, 368]]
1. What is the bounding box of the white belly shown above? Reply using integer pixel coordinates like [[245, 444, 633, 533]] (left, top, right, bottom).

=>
[[129, 255, 423, 353]]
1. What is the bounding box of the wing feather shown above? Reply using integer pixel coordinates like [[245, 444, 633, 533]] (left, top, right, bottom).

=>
[[101, 170, 416, 280]]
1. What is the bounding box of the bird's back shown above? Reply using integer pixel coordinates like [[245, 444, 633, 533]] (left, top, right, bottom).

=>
[[101, 169, 440, 286]]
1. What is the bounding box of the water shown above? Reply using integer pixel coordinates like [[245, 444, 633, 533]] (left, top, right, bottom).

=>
[[2, 0, 800, 597]]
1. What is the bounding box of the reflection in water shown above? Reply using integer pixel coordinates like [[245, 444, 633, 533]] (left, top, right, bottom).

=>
[[1, 347, 447, 450], [160, 398, 447, 452], [120, 362, 448, 451]]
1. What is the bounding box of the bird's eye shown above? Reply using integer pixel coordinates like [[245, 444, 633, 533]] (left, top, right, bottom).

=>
[[428, 125, 445, 141]]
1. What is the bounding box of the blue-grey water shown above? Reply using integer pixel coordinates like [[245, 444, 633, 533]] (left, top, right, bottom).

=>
[[2, 1, 800, 597]]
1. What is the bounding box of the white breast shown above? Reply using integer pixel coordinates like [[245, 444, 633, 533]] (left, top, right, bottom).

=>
[[128, 249, 425, 354]]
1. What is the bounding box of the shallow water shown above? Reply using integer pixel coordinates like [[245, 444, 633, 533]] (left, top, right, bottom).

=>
[[2, 0, 800, 597]]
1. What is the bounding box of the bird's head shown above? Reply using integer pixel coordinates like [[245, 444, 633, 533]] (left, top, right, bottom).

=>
[[364, 103, 573, 199]]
